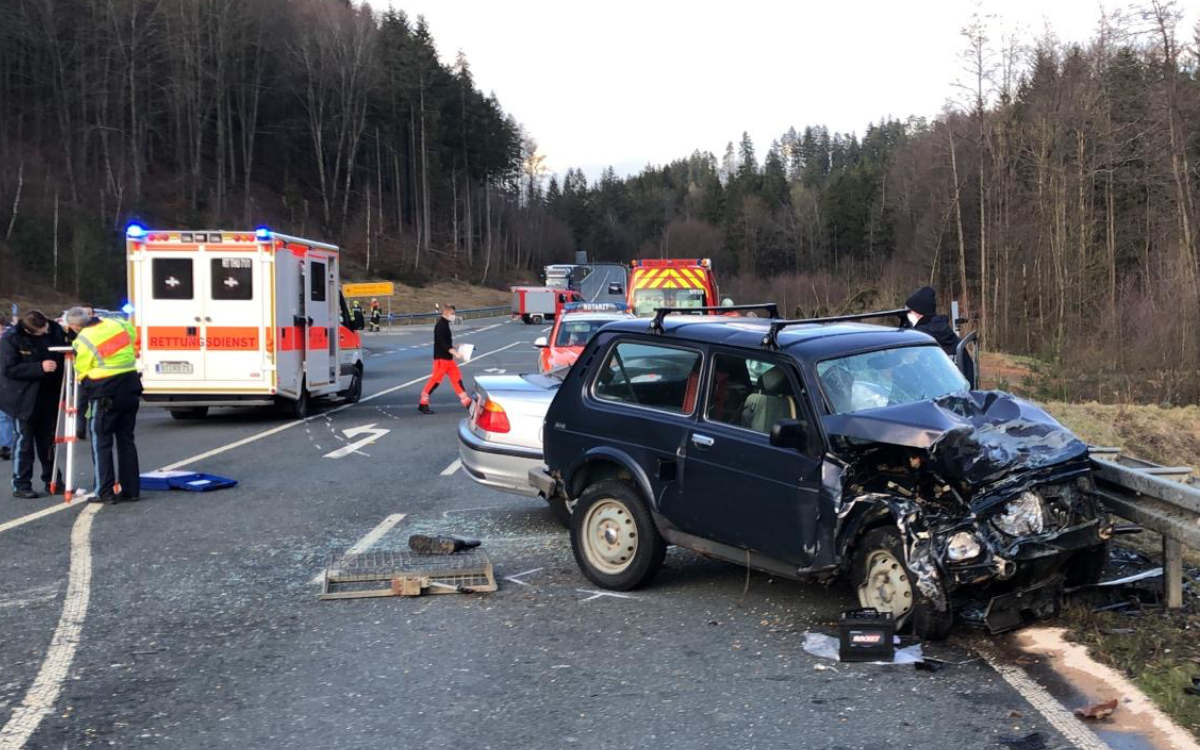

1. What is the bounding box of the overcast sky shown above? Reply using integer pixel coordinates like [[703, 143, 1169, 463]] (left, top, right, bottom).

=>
[[392, 1, 1196, 180]]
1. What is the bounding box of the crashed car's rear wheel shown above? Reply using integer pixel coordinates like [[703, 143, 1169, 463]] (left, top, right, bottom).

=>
[[852, 527, 953, 641], [571, 480, 665, 590]]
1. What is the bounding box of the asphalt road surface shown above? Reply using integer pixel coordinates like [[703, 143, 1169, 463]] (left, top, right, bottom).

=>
[[0, 317, 1081, 749]]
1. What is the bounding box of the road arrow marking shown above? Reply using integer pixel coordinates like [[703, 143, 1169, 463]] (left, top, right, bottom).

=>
[[322, 423, 390, 458], [577, 588, 638, 602]]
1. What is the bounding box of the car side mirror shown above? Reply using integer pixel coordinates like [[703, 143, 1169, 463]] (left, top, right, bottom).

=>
[[534, 336, 548, 348], [770, 419, 809, 452]]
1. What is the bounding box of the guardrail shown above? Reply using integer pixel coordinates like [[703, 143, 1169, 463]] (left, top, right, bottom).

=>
[[1089, 447, 1199, 608], [381, 305, 508, 326]]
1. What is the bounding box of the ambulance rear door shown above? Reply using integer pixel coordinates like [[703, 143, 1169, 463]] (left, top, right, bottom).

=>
[[138, 248, 205, 384], [305, 252, 337, 393], [202, 249, 268, 389]]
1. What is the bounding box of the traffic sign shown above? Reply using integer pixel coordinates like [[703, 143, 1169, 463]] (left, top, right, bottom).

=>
[[342, 281, 394, 297]]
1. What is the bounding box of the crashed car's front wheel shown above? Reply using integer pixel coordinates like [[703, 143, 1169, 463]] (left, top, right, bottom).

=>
[[852, 527, 953, 640], [571, 480, 665, 590]]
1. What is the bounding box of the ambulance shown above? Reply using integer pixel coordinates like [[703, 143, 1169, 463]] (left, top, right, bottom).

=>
[[125, 225, 365, 420]]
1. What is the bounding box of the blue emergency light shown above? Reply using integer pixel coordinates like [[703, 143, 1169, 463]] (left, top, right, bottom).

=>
[[121, 302, 135, 316], [255, 226, 271, 240], [125, 223, 146, 239]]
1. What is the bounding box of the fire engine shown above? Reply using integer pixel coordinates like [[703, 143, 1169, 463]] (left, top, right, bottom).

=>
[[626, 258, 719, 316], [125, 225, 364, 420]]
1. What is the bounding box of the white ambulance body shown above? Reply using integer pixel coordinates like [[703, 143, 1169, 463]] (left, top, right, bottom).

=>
[[126, 226, 364, 419]]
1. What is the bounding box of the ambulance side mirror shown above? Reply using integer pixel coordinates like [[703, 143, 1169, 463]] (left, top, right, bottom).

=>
[[533, 336, 548, 348]]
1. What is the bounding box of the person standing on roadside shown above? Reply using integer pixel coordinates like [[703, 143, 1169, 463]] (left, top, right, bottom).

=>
[[901, 285, 975, 386], [0, 316, 18, 462], [417, 304, 471, 415], [0, 311, 67, 498], [369, 298, 382, 332], [64, 307, 141, 505]]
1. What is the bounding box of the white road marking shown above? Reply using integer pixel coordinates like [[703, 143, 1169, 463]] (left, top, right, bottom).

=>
[[0, 341, 522, 536], [439, 458, 462, 476], [540, 326, 551, 333], [577, 588, 638, 602], [0, 503, 100, 750], [503, 567, 543, 587], [311, 513, 408, 584], [971, 641, 1107, 750], [322, 423, 391, 459], [473, 323, 502, 333]]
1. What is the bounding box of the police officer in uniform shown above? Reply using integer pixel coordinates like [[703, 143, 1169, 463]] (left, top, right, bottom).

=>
[[65, 307, 141, 504]]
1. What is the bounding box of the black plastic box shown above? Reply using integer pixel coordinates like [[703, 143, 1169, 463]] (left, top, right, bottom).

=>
[[838, 608, 895, 662]]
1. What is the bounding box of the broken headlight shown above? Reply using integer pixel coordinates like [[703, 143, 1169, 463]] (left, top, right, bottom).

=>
[[946, 531, 983, 562], [991, 491, 1045, 537]]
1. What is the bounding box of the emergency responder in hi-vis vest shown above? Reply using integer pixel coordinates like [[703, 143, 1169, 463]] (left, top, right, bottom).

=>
[[65, 307, 142, 504], [369, 298, 382, 332], [418, 304, 470, 415]]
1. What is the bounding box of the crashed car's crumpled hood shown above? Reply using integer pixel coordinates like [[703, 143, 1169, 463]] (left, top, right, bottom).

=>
[[822, 390, 1088, 485]]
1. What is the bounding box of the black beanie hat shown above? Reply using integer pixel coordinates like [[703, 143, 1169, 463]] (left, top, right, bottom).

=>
[[905, 286, 936, 317]]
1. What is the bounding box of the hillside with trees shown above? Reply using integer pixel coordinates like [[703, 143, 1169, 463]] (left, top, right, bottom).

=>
[[1, 1, 1197, 402]]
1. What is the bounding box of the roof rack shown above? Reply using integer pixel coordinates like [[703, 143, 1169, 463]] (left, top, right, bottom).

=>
[[761, 308, 908, 349], [649, 303, 780, 333]]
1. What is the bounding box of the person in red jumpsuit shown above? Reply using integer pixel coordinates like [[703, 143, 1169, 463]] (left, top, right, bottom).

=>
[[418, 305, 471, 414]]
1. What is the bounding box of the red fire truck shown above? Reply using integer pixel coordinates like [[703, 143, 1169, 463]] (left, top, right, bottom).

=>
[[626, 258, 719, 316]]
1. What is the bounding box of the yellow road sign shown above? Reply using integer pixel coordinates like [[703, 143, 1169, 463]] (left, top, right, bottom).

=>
[[342, 282, 394, 297]]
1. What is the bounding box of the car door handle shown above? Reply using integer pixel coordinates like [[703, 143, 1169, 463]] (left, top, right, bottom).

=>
[[691, 434, 715, 448]]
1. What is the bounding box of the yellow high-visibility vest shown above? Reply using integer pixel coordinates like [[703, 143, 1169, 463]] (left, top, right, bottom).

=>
[[74, 318, 137, 381]]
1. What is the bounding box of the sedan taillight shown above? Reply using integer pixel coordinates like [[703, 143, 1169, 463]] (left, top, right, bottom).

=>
[[475, 399, 511, 433]]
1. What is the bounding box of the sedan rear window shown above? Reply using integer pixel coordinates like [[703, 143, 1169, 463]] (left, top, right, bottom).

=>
[[817, 345, 968, 414], [593, 341, 702, 414]]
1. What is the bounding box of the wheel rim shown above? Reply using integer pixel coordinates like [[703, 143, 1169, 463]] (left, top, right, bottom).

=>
[[857, 548, 913, 619], [580, 498, 638, 575]]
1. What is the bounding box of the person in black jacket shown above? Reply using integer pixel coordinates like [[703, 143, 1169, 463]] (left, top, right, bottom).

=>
[[901, 286, 975, 386], [417, 305, 471, 415], [0, 311, 66, 498]]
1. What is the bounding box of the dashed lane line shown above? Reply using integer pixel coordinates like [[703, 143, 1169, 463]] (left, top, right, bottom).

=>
[[0, 341, 523, 537], [439, 458, 462, 476], [0, 503, 101, 750]]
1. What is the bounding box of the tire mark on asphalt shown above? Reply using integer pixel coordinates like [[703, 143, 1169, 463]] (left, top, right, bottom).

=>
[[0, 503, 100, 750]]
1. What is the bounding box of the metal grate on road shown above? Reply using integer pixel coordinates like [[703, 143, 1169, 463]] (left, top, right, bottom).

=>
[[319, 548, 496, 599]]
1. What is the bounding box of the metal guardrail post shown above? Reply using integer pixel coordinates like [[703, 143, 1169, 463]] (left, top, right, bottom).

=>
[[1164, 537, 1184, 609], [1090, 446, 1198, 610]]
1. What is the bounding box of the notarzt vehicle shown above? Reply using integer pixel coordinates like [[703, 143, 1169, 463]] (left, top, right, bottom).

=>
[[531, 305, 1110, 638]]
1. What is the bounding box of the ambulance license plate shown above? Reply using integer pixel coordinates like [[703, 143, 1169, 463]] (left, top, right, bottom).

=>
[[157, 361, 193, 375]]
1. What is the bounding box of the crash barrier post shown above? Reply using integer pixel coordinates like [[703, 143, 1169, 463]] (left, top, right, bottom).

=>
[[385, 305, 508, 326], [48, 346, 79, 503], [1089, 447, 1200, 609]]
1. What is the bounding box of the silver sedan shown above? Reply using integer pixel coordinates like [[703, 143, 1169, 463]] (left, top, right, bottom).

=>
[[457, 369, 566, 522]]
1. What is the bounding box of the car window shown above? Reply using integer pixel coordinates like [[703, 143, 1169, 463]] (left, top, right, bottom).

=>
[[817, 345, 968, 414], [706, 353, 800, 433], [211, 258, 253, 300], [631, 288, 706, 317], [593, 341, 702, 414], [151, 258, 194, 300], [554, 319, 606, 347]]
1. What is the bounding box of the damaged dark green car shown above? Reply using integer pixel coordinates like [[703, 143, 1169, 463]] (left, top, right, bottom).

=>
[[534, 306, 1111, 639]]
